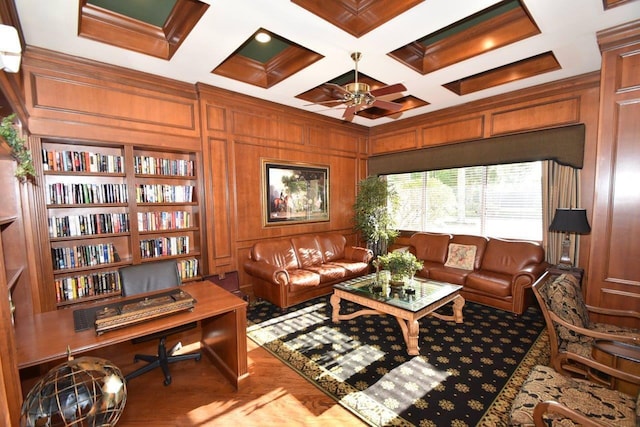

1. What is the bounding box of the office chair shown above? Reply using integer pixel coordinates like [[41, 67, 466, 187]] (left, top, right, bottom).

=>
[[119, 259, 201, 386]]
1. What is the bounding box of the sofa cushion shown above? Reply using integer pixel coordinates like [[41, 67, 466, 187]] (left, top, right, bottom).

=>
[[316, 233, 346, 262], [465, 270, 512, 297], [450, 235, 488, 270], [287, 269, 321, 287], [252, 239, 299, 270], [428, 266, 470, 285], [409, 232, 451, 263], [327, 260, 370, 277], [291, 235, 323, 268], [444, 243, 477, 270], [480, 238, 544, 275], [303, 264, 347, 282]]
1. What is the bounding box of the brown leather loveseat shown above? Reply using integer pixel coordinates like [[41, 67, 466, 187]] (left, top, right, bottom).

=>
[[409, 232, 548, 314], [244, 233, 373, 308]]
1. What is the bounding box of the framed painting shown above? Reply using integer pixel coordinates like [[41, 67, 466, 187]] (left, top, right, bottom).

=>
[[262, 159, 329, 225]]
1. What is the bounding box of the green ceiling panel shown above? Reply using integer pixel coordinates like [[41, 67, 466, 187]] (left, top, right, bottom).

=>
[[88, 0, 177, 27]]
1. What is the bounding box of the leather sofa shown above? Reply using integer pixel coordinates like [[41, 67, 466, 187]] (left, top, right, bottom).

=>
[[244, 233, 373, 308], [408, 232, 548, 314]]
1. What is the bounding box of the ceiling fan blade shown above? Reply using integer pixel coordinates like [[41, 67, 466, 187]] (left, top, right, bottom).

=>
[[303, 99, 346, 106], [324, 83, 351, 97], [369, 83, 407, 97], [371, 99, 403, 111], [343, 105, 358, 121]]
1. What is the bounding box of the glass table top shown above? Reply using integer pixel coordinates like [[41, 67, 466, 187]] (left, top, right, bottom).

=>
[[333, 273, 462, 313]]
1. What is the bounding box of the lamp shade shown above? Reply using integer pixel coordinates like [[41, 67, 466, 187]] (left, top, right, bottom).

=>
[[549, 208, 591, 233]]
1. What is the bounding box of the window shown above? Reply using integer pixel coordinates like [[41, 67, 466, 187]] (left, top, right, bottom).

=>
[[385, 161, 542, 241]]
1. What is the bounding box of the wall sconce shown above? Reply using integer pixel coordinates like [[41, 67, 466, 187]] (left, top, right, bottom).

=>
[[549, 208, 591, 269], [0, 24, 22, 73]]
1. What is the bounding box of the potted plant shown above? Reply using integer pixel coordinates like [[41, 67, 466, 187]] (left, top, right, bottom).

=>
[[376, 251, 424, 287], [0, 113, 36, 182], [353, 176, 400, 257]]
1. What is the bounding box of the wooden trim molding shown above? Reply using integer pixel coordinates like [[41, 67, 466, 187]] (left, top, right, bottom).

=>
[[78, 0, 208, 60]]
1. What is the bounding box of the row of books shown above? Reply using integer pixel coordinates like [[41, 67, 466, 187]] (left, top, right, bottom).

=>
[[137, 211, 191, 231], [177, 258, 199, 280], [134, 156, 195, 177], [49, 213, 130, 238], [47, 183, 129, 205], [42, 149, 124, 173], [140, 236, 190, 258], [136, 185, 194, 203], [55, 271, 121, 302], [52, 243, 119, 270]]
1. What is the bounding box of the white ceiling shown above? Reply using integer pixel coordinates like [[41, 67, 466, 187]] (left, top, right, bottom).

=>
[[13, 0, 640, 126]]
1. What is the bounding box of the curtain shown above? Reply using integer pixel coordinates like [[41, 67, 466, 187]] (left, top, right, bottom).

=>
[[542, 161, 581, 265]]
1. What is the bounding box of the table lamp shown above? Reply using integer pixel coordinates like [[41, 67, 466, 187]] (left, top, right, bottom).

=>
[[549, 208, 591, 269]]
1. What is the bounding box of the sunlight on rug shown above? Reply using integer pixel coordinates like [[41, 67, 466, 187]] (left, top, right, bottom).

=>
[[247, 296, 550, 427]]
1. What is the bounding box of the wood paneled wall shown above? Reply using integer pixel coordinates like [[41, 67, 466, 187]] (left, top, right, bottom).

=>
[[197, 84, 369, 290], [587, 21, 640, 324]]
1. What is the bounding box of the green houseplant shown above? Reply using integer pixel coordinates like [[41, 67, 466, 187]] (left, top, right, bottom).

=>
[[353, 175, 400, 257], [0, 113, 36, 182], [376, 251, 424, 286]]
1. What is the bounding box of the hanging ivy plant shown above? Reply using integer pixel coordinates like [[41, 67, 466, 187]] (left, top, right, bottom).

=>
[[0, 113, 36, 182]]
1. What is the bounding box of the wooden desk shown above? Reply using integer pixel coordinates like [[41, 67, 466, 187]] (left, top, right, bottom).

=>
[[15, 280, 248, 388]]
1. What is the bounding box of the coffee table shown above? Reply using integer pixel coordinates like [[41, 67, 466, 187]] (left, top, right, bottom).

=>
[[331, 273, 465, 355]]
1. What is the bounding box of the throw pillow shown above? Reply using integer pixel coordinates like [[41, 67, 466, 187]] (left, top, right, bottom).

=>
[[444, 243, 477, 270]]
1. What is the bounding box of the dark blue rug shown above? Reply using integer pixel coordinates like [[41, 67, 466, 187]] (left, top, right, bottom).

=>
[[247, 295, 549, 427]]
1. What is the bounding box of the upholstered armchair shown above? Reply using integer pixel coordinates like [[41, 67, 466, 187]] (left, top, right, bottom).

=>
[[532, 272, 640, 380], [510, 364, 640, 426]]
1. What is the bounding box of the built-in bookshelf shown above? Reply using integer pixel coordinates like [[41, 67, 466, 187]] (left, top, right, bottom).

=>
[[42, 141, 202, 307]]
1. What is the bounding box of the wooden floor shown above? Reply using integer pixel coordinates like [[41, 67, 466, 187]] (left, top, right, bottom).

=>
[[31, 328, 368, 427]]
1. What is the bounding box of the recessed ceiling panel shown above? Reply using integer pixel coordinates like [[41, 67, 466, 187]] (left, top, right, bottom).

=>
[[389, 0, 540, 75], [212, 29, 324, 89], [443, 52, 561, 96], [78, 0, 208, 60], [291, 0, 424, 37]]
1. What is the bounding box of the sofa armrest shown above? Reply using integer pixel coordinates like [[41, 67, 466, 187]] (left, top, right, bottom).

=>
[[512, 262, 549, 289], [344, 246, 373, 263], [243, 260, 289, 286]]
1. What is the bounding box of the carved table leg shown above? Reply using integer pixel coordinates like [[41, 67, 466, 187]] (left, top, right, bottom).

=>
[[396, 317, 421, 355], [452, 295, 465, 323], [330, 293, 341, 323]]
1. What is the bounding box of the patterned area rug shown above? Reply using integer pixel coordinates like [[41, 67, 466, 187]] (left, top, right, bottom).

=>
[[247, 295, 549, 427]]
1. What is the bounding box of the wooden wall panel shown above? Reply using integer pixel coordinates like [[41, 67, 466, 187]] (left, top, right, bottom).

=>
[[21, 48, 201, 149], [370, 130, 418, 154], [587, 22, 640, 324], [205, 105, 227, 132], [421, 116, 484, 146], [490, 97, 580, 135], [307, 126, 362, 153], [206, 137, 233, 268], [231, 111, 305, 144]]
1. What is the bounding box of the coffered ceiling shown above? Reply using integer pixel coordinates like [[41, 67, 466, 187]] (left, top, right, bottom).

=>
[[12, 0, 640, 126]]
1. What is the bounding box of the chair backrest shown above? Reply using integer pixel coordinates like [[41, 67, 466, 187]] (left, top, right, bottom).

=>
[[119, 260, 181, 296], [533, 272, 590, 352]]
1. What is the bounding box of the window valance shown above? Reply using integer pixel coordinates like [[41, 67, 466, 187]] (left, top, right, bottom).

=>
[[368, 124, 585, 176]]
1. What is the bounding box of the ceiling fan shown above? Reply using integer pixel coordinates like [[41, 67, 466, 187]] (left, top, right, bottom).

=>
[[324, 52, 407, 121]]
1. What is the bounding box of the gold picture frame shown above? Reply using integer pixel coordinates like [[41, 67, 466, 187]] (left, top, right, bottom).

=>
[[262, 159, 329, 226]]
